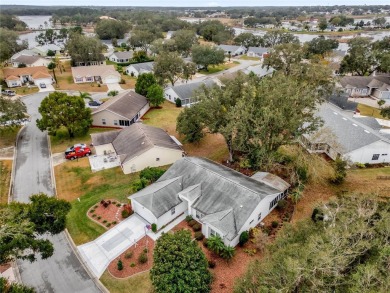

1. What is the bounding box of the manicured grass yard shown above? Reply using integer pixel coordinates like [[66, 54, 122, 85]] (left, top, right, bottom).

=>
[[239, 55, 260, 61], [100, 271, 152, 293], [0, 160, 12, 204], [199, 61, 239, 75], [0, 126, 20, 148], [357, 103, 386, 119], [50, 127, 117, 154]]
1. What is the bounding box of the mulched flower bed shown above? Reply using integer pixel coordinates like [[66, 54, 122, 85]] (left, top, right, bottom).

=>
[[107, 236, 155, 278], [87, 199, 126, 229]]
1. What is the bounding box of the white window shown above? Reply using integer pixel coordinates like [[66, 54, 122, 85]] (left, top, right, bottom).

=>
[[209, 228, 220, 238], [171, 207, 175, 215], [75, 77, 83, 82], [372, 154, 380, 160], [102, 119, 106, 125], [86, 76, 93, 82], [249, 220, 254, 224], [114, 120, 118, 126], [258, 213, 262, 221], [156, 158, 160, 161], [196, 210, 203, 219]]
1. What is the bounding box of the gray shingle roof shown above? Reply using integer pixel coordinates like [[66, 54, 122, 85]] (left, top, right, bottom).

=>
[[127, 62, 154, 72], [111, 51, 133, 60], [247, 47, 268, 54], [169, 79, 216, 101], [306, 103, 386, 153], [131, 157, 282, 240], [91, 130, 121, 146], [218, 45, 244, 53], [13, 55, 44, 65], [251, 172, 290, 192], [92, 90, 148, 120], [340, 76, 373, 88]]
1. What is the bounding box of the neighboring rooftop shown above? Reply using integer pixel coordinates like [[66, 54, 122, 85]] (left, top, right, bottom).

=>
[[71, 65, 121, 80], [340, 75, 390, 90], [218, 45, 244, 52], [92, 90, 148, 120], [169, 79, 216, 101], [243, 65, 274, 78], [247, 47, 268, 54], [13, 55, 46, 65], [3, 66, 51, 80], [110, 51, 133, 60], [127, 62, 154, 72]]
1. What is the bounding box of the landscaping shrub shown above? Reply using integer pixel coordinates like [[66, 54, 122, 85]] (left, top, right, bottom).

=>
[[192, 223, 201, 232], [355, 163, 366, 169], [112, 221, 117, 225], [311, 207, 324, 222], [239, 231, 249, 247], [103, 220, 107, 224], [151, 223, 157, 233], [208, 260, 216, 268], [330, 158, 347, 185], [130, 262, 136, 267], [119, 78, 126, 84], [138, 252, 148, 264], [271, 221, 279, 228], [97, 216, 101, 220], [185, 215, 193, 222], [125, 251, 133, 259], [121, 209, 130, 219], [89, 209, 95, 213], [92, 214, 96, 218], [139, 167, 166, 183], [194, 231, 204, 241], [203, 238, 208, 248], [276, 199, 287, 210], [143, 248, 148, 253], [175, 98, 182, 107], [106, 223, 111, 228], [117, 259, 123, 271], [188, 219, 197, 227], [112, 201, 116, 204], [132, 178, 149, 192], [116, 203, 121, 207], [94, 205, 98, 209]]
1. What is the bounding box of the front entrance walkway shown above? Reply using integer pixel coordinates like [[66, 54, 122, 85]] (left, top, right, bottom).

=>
[[77, 214, 149, 278], [88, 154, 121, 172]]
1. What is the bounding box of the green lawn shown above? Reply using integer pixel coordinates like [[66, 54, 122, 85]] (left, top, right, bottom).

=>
[[357, 103, 386, 119], [50, 127, 117, 154], [100, 271, 153, 293], [142, 100, 182, 134], [0, 160, 12, 204], [239, 55, 260, 61], [0, 126, 20, 148], [199, 61, 239, 75]]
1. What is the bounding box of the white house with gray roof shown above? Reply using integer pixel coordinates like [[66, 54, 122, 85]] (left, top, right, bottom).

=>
[[108, 51, 133, 63], [246, 47, 268, 59], [217, 45, 246, 56], [164, 79, 216, 106], [125, 62, 154, 77], [91, 123, 183, 174], [301, 103, 390, 164], [130, 157, 289, 247]]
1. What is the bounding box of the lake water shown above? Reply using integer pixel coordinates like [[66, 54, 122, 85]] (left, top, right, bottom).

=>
[[18, 15, 53, 30]]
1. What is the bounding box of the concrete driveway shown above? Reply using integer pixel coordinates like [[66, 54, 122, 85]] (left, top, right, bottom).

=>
[[78, 214, 149, 278], [38, 84, 55, 92], [13, 92, 102, 293], [106, 83, 124, 92]]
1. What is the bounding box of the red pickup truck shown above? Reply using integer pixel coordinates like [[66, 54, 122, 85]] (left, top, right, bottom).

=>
[[65, 146, 92, 160]]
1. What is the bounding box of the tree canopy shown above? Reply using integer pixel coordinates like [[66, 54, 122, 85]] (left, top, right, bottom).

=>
[[171, 29, 198, 56], [135, 73, 157, 96], [0, 96, 27, 126], [36, 92, 92, 138], [0, 28, 28, 63], [95, 19, 130, 40], [66, 33, 105, 65], [305, 36, 339, 57], [150, 230, 212, 293], [262, 29, 299, 47], [146, 84, 165, 107], [234, 194, 390, 293], [196, 20, 234, 44], [191, 44, 225, 71], [0, 194, 71, 264]]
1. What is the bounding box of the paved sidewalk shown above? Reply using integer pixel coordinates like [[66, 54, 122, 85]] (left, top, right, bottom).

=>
[[78, 214, 149, 278]]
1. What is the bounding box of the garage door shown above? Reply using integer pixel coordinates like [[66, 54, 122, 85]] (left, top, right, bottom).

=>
[[104, 77, 120, 84]]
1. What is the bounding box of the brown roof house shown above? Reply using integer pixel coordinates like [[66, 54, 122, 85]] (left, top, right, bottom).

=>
[[71, 65, 121, 84], [92, 90, 150, 127], [339, 75, 390, 99], [3, 66, 53, 88], [91, 123, 183, 174], [12, 55, 51, 68]]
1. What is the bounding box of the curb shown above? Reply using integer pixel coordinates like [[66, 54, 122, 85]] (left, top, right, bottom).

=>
[[64, 229, 109, 293], [47, 135, 57, 196]]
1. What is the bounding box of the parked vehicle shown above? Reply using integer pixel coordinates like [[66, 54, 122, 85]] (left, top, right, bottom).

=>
[[65, 143, 87, 155], [88, 100, 102, 107], [2, 90, 16, 96], [65, 146, 92, 160], [39, 83, 46, 89]]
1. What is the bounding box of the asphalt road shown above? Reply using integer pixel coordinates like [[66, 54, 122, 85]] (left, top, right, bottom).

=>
[[13, 92, 102, 293]]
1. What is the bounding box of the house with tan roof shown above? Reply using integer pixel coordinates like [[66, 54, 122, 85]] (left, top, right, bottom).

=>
[[339, 75, 390, 99], [91, 123, 183, 174], [3, 66, 53, 88], [92, 90, 150, 127], [12, 55, 51, 68], [71, 65, 121, 84]]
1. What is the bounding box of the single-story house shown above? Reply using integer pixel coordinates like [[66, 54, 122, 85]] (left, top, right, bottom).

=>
[[300, 102, 390, 164], [243, 65, 275, 78], [32, 44, 63, 56], [91, 123, 183, 174], [108, 51, 133, 63], [130, 157, 289, 247], [339, 75, 390, 99], [12, 55, 51, 68], [125, 62, 154, 77], [166, 31, 176, 39], [164, 79, 216, 106], [217, 45, 246, 56], [3, 66, 53, 88], [71, 65, 121, 84], [246, 47, 268, 59], [92, 90, 150, 128], [11, 49, 38, 61]]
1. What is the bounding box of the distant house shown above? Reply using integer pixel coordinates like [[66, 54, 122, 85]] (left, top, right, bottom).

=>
[[71, 65, 121, 84], [125, 62, 154, 77], [243, 65, 275, 78], [91, 123, 183, 174], [301, 102, 390, 164], [339, 75, 390, 99], [217, 45, 246, 56], [108, 51, 133, 63], [165, 31, 176, 39], [32, 44, 63, 56], [130, 157, 289, 247], [3, 66, 53, 88], [164, 79, 216, 106], [11, 50, 38, 61], [246, 47, 268, 59], [92, 90, 150, 128], [12, 55, 51, 68]]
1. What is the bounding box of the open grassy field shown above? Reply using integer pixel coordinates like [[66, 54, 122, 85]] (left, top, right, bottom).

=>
[[50, 127, 116, 154], [0, 160, 12, 204], [55, 61, 108, 92], [0, 126, 20, 148], [120, 74, 137, 90], [238, 55, 261, 61], [100, 271, 153, 293], [357, 103, 386, 119], [199, 61, 239, 75], [142, 101, 229, 163]]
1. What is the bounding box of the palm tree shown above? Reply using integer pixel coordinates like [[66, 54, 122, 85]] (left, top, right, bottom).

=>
[[47, 62, 57, 83], [79, 91, 92, 101], [220, 246, 235, 261], [207, 236, 225, 255]]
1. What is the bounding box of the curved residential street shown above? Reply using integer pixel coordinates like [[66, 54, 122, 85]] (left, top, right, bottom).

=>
[[13, 92, 102, 293]]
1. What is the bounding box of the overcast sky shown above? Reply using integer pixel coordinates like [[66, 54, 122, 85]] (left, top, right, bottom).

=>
[[2, 1, 389, 7]]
